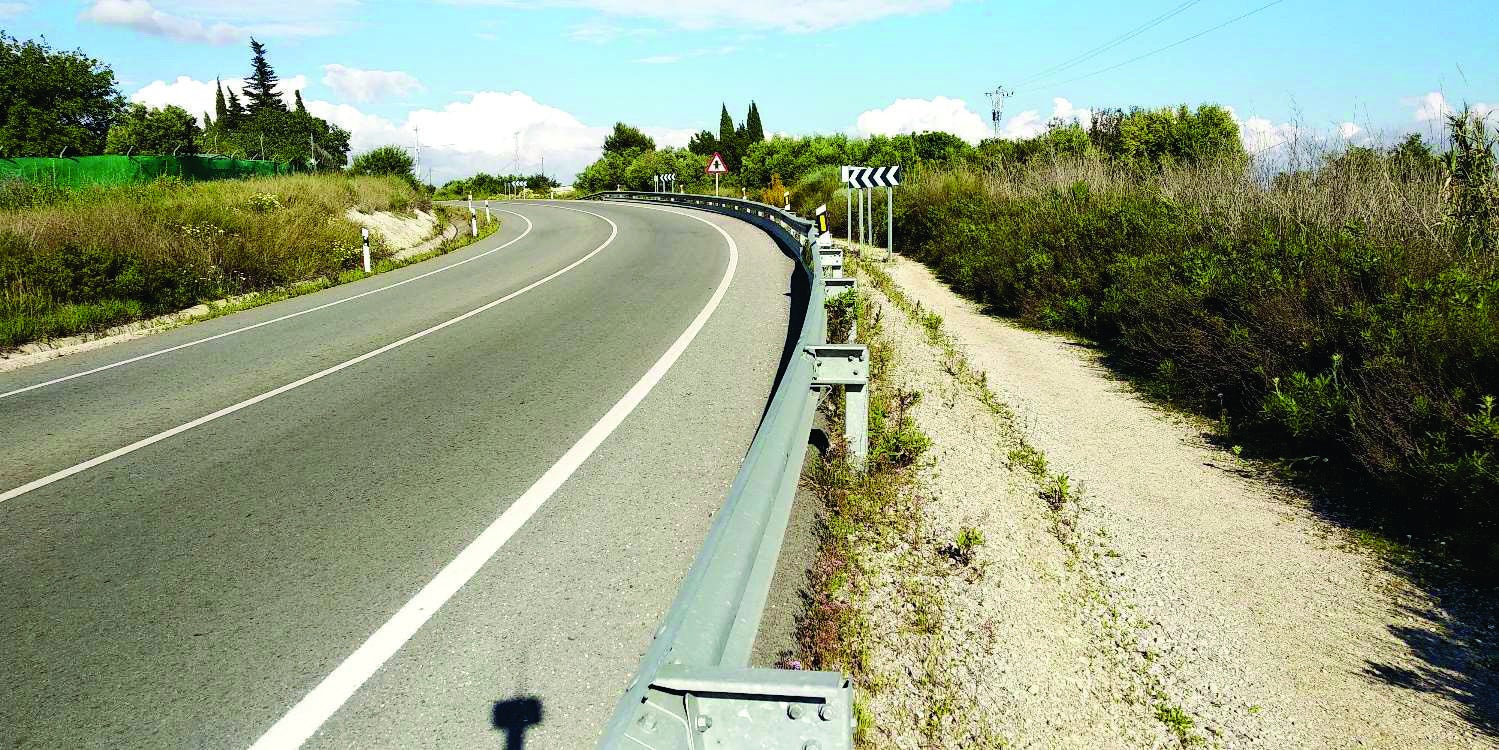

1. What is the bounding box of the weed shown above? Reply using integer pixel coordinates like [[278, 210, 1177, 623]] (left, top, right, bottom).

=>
[[942, 525, 986, 568], [1154, 703, 1204, 747]]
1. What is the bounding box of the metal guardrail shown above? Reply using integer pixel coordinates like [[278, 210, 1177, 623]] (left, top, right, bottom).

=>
[[585, 191, 861, 750]]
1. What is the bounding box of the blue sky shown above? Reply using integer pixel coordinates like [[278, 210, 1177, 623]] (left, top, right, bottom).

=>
[[3, 0, 1495, 183]]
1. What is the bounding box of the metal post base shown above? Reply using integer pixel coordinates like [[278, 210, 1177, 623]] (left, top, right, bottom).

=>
[[808, 344, 869, 469], [619, 666, 854, 750]]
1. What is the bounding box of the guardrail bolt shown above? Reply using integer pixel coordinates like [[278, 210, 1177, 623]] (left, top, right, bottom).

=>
[[636, 713, 657, 733], [787, 703, 806, 720], [819, 703, 835, 721], [695, 715, 713, 733]]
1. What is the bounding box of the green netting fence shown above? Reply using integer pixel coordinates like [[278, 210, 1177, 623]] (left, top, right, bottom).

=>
[[0, 155, 294, 188]]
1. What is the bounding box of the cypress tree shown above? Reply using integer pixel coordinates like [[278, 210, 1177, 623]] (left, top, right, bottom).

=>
[[718, 104, 737, 169], [226, 89, 246, 126], [214, 77, 227, 122], [745, 102, 764, 143], [242, 38, 285, 115], [294, 89, 307, 115]]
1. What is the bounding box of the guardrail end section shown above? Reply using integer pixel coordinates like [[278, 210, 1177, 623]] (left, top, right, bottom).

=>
[[616, 666, 854, 750]]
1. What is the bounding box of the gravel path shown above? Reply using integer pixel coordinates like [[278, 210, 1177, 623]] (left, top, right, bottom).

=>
[[862, 255, 1496, 748]]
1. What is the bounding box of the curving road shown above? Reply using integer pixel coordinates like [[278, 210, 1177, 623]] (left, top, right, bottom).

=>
[[0, 200, 796, 749]]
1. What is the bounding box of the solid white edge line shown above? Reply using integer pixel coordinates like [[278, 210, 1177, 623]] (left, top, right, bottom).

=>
[[0, 207, 616, 507], [246, 203, 740, 749], [0, 209, 542, 401]]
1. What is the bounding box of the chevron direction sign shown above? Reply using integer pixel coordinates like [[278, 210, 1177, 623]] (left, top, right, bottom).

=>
[[846, 165, 900, 188]]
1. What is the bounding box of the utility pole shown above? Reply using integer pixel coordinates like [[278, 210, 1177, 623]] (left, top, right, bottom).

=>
[[512, 130, 521, 176], [986, 85, 1013, 137], [413, 125, 421, 178]]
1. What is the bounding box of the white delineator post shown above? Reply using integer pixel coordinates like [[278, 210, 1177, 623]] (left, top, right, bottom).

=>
[[485, 199, 492, 224], [361, 227, 371, 273], [468, 194, 477, 237]]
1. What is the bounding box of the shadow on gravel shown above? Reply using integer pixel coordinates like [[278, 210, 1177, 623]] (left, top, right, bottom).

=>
[[491, 695, 544, 750], [1363, 591, 1499, 741]]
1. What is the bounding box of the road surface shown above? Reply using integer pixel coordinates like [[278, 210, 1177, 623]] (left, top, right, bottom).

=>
[[0, 200, 796, 749]]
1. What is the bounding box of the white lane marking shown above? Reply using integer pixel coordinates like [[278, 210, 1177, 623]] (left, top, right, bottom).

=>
[[246, 204, 740, 749], [0, 209, 548, 401], [0, 208, 619, 506]]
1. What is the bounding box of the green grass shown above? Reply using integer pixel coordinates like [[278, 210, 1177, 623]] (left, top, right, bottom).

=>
[[0, 173, 435, 349]]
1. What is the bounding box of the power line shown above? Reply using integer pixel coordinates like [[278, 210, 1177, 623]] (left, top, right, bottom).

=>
[[1018, 0, 1204, 87], [1035, 0, 1288, 90]]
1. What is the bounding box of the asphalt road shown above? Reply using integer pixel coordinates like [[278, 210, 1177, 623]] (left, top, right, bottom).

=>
[[0, 200, 796, 749]]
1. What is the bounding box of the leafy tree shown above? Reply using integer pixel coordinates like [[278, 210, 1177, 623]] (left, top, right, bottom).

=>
[[0, 33, 123, 156], [242, 38, 285, 116], [293, 89, 307, 115], [602, 122, 654, 156], [349, 145, 414, 179], [105, 103, 201, 155], [687, 129, 717, 156], [1089, 104, 1243, 169]]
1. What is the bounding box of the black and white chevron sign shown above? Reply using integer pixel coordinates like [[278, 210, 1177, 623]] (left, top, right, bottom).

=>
[[846, 165, 901, 188], [657, 173, 676, 184]]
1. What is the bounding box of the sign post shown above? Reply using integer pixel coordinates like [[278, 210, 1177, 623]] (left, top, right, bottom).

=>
[[845, 166, 900, 261], [841, 166, 853, 249], [705, 152, 728, 197]]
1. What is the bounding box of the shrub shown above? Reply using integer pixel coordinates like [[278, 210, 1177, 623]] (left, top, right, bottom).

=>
[[895, 125, 1499, 554]]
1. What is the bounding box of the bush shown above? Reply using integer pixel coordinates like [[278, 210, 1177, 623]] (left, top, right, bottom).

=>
[[896, 125, 1499, 554]]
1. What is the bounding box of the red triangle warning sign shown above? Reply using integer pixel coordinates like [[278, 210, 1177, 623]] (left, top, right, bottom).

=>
[[705, 152, 729, 174]]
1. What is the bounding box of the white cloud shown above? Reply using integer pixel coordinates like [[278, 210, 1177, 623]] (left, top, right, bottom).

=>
[[79, 0, 347, 40], [450, 0, 954, 32], [1405, 91, 1498, 124], [321, 64, 424, 103], [0, 2, 31, 18], [854, 96, 990, 144], [565, 19, 653, 43], [634, 55, 680, 64], [999, 110, 1044, 139], [1337, 121, 1361, 140], [1408, 91, 1453, 122], [1050, 97, 1090, 127], [80, 0, 244, 44], [130, 74, 309, 122], [305, 91, 685, 183], [990, 98, 1091, 140]]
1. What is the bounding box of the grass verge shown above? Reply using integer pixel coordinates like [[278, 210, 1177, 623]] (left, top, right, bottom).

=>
[[0, 174, 439, 350]]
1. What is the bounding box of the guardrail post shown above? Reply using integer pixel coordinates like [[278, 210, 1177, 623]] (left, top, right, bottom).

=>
[[809, 345, 869, 468], [824, 277, 857, 342]]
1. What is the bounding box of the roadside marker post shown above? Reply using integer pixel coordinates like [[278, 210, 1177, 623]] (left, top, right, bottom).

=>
[[484, 198, 491, 224], [467, 194, 477, 237], [360, 227, 371, 273]]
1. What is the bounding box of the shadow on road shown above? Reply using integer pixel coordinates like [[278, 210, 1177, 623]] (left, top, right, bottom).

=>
[[491, 695, 544, 750]]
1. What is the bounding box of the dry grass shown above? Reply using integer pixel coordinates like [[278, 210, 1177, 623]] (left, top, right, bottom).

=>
[[0, 174, 425, 348]]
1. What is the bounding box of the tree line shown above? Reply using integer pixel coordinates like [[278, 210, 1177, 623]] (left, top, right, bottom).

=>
[[0, 33, 350, 167]]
